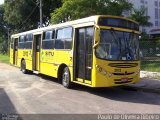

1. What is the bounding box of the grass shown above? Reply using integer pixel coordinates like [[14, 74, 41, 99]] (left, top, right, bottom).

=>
[[0, 54, 10, 64], [141, 61, 160, 72]]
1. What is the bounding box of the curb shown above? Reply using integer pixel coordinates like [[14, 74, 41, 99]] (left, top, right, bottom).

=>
[[140, 71, 160, 79]]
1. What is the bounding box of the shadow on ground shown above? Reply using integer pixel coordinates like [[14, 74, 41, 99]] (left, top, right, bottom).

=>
[[24, 73, 160, 106], [0, 88, 17, 113], [72, 84, 160, 105]]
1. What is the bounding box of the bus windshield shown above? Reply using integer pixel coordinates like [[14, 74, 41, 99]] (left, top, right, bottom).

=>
[[95, 30, 139, 61]]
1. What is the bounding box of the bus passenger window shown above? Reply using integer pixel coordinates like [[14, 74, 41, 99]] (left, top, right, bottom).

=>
[[25, 34, 33, 49], [64, 27, 72, 49], [55, 29, 64, 49], [19, 35, 25, 49], [55, 27, 72, 49], [42, 30, 55, 49], [46, 31, 53, 40], [55, 39, 64, 49]]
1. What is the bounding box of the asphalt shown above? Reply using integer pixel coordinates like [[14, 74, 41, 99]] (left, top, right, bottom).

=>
[[0, 62, 160, 118], [128, 76, 160, 94]]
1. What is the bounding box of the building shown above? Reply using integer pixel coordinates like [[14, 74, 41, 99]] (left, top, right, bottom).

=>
[[129, 0, 160, 37]]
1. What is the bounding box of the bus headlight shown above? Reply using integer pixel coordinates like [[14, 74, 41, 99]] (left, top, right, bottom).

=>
[[104, 71, 107, 76], [139, 69, 141, 72], [96, 65, 102, 72], [135, 71, 140, 75], [98, 67, 102, 72], [108, 72, 112, 77]]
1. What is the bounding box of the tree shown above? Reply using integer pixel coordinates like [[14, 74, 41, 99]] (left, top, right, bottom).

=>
[[51, 0, 132, 24], [130, 7, 152, 27], [0, 5, 9, 54], [130, 7, 153, 40], [4, 0, 62, 32], [1, 0, 62, 53], [0, 5, 5, 30]]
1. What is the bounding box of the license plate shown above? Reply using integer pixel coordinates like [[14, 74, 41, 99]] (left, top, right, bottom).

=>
[[121, 78, 128, 82]]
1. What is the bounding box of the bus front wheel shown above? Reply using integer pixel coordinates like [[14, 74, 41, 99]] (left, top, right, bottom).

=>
[[21, 60, 27, 74], [62, 67, 72, 88]]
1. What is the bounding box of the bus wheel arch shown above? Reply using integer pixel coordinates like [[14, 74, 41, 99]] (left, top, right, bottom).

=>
[[21, 58, 27, 74], [58, 64, 72, 88]]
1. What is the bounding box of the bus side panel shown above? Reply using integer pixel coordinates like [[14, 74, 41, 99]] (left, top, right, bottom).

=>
[[10, 47, 13, 64], [53, 50, 73, 80], [40, 50, 57, 77], [17, 49, 32, 70], [25, 49, 32, 71], [17, 49, 22, 67]]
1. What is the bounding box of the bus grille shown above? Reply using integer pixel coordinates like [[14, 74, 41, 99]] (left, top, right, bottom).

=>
[[113, 72, 135, 76], [108, 63, 138, 68]]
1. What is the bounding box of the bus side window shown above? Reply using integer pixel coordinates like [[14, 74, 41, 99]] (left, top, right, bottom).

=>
[[55, 27, 72, 50], [55, 29, 64, 49], [42, 30, 55, 49], [25, 34, 33, 49], [63, 27, 72, 49], [19, 35, 25, 49]]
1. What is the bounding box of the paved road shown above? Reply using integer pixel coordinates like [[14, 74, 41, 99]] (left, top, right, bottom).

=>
[[0, 62, 160, 115]]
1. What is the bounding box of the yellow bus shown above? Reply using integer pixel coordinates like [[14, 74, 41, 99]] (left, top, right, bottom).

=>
[[10, 15, 140, 88]]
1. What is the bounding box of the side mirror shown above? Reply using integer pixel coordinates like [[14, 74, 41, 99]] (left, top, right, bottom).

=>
[[93, 25, 100, 49]]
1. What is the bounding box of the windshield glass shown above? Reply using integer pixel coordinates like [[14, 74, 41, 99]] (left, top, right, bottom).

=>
[[95, 30, 139, 61]]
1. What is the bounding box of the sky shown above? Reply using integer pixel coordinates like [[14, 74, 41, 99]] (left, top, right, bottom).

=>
[[0, 0, 4, 5]]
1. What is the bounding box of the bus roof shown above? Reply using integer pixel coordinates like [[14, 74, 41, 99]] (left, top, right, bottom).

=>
[[11, 15, 138, 38]]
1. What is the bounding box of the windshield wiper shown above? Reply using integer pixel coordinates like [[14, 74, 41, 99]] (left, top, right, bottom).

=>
[[110, 28, 119, 45], [110, 28, 123, 59], [120, 32, 134, 60]]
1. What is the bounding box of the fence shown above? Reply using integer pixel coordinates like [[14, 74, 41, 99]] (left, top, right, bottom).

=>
[[140, 40, 160, 72]]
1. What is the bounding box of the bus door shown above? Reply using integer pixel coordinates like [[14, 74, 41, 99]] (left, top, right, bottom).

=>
[[33, 34, 41, 71], [13, 38, 18, 65], [74, 27, 94, 83]]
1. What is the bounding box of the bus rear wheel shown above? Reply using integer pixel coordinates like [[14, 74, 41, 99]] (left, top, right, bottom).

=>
[[62, 67, 72, 88], [21, 60, 27, 74]]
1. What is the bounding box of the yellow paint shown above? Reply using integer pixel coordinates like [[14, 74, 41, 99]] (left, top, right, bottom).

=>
[[36, 52, 40, 71], [10, 15, 140, 88], [85, 80, 92, 85], [91, 54, 140, 87], [10, 48, 13, 64], [14, 51, 18, 65], [76, 78, 84, 83], [16, 49, 33, 70], [39, 49, 73, 78], [72, 81, 92, 87]]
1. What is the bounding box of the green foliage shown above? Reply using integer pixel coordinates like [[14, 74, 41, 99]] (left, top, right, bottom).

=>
[[0, 5, 8, 54], [140, 32, 150, 41], [130, 7, 152, 27], [51, 0, 132, 24], [0, 35, 8, 54], [0, 5, 5, 30], [141, 61, 160, 72], [0, 54, 9, 64], [4, 0, 39, 31], [4, 0, 62, 32], [140, 41, 160, 72]]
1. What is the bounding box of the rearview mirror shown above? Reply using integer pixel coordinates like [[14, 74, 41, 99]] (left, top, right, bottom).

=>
[[93, 25, 100, 49]]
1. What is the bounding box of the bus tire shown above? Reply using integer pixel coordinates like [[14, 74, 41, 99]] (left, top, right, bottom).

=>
[[62, 67, 72, 88], [21, 60, 27, 74]]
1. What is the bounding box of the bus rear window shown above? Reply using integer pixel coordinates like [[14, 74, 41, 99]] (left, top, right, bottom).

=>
[[98, 17, 139, 31]]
